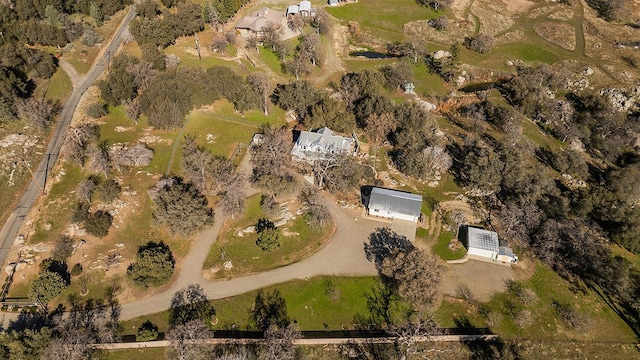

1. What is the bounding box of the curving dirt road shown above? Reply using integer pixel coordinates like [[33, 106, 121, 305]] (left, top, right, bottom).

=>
[[119, 166, 379, 320]]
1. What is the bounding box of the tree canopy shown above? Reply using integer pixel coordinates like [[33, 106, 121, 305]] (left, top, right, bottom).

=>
[[152, 177, 214, 235], [28, 270, 67, 304], [127, 241, 175, 288]]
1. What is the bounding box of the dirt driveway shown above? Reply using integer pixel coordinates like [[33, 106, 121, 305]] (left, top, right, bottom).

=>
[[391, 218, 417, 242], [440, 261, 514, 301]]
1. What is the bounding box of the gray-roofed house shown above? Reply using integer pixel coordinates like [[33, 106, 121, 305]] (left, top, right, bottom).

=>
[[291, 127, 356, 162], [461, 227, 517, 265], [366, 187, 423, 223], [235, 8, 284, 36], [328, 0, 339, 6]]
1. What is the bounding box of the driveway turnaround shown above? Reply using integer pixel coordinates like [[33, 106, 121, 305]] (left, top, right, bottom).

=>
[[119, 197, 379, 320]]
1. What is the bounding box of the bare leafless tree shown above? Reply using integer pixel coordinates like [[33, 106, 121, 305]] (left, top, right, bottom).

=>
[[220, 174, 247, 218], [247, 72, 271, 115], [89, 143, 110, 177], [16, 97, 58, 128], [246, 34, 259, 52], [466, 33, 495, 54], [274, 40, 290, 61], [123, 98, 140, 124], [261, 22, 283, 51], [43, 326, 95, 360], [76, 178, 96, 203], [259, 323, 301, 360], [165, 53, 181, 68], [126, 61, 157, 92], [298, 32, 323, 66], [225, 31, 236, 46], [298, 185, 331, 227], [251, 125, 293, 188], [64, 124, 98, 167], [208, 36, 229, 54], [109, 143, 153, 172], [288, 13, 305, 33], [313, 8, 331, 35], [205, 2, 220, 30], [365, 112, 396, 150], [167, 319, 214, 360], [312, 154, 363, 193], [182, 136, 236, 192], [283, 56, 310, 80], [390, 315, 442, 360], [420, 145, 453, 179]]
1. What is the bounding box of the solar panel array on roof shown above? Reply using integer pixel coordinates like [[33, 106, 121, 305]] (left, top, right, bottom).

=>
[[467, 227, 499, 253], [368, 187, 422, 217]]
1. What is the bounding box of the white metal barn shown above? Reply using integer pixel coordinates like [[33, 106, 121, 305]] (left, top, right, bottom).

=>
[[465, 227, 499, 261], [463, 227, 517, 264], [367, 187, 423, 223]]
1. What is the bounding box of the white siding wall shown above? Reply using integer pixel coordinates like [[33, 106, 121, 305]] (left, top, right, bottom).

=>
[[369, 206, 417, 222], [468, 247, 496, 260]]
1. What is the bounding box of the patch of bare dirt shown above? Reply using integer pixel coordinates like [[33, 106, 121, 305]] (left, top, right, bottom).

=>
[[403, 20, 474, 45], [450, 0, 473, 20], [534, 21, 576, 51], [495, 29, 525, 45], [470, 0, 535, 36], [501, 0, 536, 15], [549, 8, 575, 20], [527, 5, 558, 19], [583, 21, 609, 60], [71, 85, 101, 125]]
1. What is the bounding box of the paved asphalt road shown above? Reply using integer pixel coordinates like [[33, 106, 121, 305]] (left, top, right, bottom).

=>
[[0, 6, 138, 272]]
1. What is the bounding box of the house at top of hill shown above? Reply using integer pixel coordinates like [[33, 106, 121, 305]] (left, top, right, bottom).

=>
[[365, 187, 423, 223], [291, 127, 357, 162], [460, 226, 517, 265], [235, 8, 285, 35]]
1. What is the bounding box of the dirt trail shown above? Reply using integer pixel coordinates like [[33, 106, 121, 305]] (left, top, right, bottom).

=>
[[313, 20, 346, 85], [58, 59, 82, 87]]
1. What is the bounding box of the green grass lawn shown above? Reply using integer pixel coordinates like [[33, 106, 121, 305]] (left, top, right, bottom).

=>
[[165, 44, 238, 69], [27, 163, 84, 245], [327, 0, 437, 42], [435, 260, 638, 343], [185, 109, 257, 158], [100, 105, 141, 144], [45, 68, 73, 101], [412, 173, 463, 204], [412, 64, 449, 97], [460, 42, 563, 72], [184, 102, 286, 158], [257, 47, 285, 75], [203, 194, 333, 277], [120, 276, 378, 335], [431, 231, 465, 261]]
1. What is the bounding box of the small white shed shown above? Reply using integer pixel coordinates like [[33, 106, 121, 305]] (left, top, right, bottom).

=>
[[367, 187, 423, 223], [463, 227, 517, 264]]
